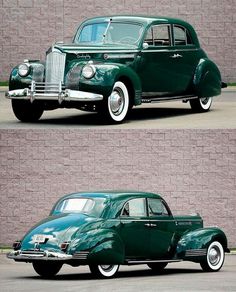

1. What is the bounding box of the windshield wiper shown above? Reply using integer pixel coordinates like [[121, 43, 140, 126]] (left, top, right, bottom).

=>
[[102, 18, 112, 43]]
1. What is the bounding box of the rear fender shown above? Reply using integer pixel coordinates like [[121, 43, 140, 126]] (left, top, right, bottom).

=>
[[193, 58, 221, 98], [70, 228, 125, 264], [176, 227, 228, 261]]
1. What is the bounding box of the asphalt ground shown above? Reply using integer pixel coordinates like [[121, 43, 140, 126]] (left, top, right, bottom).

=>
[[0, 253, 235, 292], [0, 88, 235, 129]]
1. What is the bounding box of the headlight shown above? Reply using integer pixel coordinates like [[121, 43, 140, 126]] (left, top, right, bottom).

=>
[[18, 63, 30, 77], [82, 63, 96, 79]]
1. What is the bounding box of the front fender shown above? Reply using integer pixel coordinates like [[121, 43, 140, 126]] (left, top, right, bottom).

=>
[[176, 227, 228, 261], [9, 62, 45, 91], [193, 58, 221, 98], [79, 63, 142, 105]]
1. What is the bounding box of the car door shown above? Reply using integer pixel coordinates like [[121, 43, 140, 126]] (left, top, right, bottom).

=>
[[118, 198, 150, 259], [147, 198, 177, 259], [139, 23, 198, 96], [171, 24, 201, 94]]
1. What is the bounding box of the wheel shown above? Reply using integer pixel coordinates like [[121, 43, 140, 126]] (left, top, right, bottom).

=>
[[200, 241, 225, 272], [147, 262, 168, 272], [12, 99, 44, 122], [89, 264, 119, 278], [102, 81, 130, 123], [190, 97, 212, 112], [32, 261, 62, 278]]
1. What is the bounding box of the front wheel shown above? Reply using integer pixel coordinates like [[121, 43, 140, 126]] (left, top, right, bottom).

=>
[[101, 81, 130, 123], [200, 241, 225, 272], [89, 264, 119, 278], [12, 99, 44, 122], [190, 97, 212, 112], [32, 261, 62, 278]]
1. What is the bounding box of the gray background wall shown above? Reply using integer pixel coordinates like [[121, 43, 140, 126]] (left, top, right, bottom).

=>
[[0, 129, 235, 247], [0, 0, 236, 82]]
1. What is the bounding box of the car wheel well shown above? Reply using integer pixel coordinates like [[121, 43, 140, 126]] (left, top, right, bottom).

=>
[[211, 236, 227, 252], [117, 76, 135, 107]]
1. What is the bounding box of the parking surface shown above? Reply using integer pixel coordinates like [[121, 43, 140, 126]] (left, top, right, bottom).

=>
[[0, 254, 235, 292], [0, 89, 235, 129]]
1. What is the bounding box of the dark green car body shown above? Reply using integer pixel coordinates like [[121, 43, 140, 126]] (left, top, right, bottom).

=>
[[6, 16, 225, 123], [8, 191, 229, 278]]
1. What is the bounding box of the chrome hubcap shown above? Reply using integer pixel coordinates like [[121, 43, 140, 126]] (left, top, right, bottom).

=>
[[208, 247, 220, 266], [200, 97, 210, 105], [109, 89, 124, 116], [100, 265, 113, 271]]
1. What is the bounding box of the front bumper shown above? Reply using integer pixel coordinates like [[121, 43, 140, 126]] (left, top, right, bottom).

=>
[[7, 250, 73, 261], [5, 81, 103, 104]]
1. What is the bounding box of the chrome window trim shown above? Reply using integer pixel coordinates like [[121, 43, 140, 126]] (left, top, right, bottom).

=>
[[173, 24, 193, 46], [144, 24, 172, 47]]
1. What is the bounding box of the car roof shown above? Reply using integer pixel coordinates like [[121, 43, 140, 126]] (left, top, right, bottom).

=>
[[61, 190, 163, 201], [82, 15, 192, 27]]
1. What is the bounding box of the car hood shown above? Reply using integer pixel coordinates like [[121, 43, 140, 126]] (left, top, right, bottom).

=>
[[21, 213, 97, 251], [54, 43, 139, 54]]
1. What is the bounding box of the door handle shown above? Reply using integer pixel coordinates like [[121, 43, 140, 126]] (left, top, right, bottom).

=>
[[170, 54, 183, 59], [144, 223, 157, 227]]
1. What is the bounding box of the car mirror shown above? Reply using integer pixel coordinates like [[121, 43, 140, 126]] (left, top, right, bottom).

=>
[[142, 42, 149, 50]]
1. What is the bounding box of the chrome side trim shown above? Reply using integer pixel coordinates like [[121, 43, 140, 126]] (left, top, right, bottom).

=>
[[142, 94, 197, 103], [105, 53, 136, 59], [73, 251, 89, 260], [126, 259, 182, 265], [185, 249, 207, 257]]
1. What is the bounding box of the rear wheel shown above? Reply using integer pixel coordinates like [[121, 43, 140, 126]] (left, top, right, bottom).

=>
[[12, 99, 44, 122], [200, 241, 225, 272], [89, 264, 119, 278], [147, 262, 168, 272], [190, 97, 212, 112], [32, 261, 62, 278]]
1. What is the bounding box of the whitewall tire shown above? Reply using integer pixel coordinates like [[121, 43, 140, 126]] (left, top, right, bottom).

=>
[[200, 241, 225, 272], [190, 97, 212, 112], [106, 81, 129, 123], [89, 264, 119, 278]]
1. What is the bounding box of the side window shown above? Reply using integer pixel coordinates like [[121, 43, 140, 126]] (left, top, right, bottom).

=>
[[174, 25, 193, 46], [148, 199, 169, 216], [121, 198, 146, 217], [145, 25, 171, 46]]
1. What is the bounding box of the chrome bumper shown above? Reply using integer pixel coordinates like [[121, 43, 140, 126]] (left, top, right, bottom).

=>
[[7, 250, 73, 261], [5, 81, 103, 104]]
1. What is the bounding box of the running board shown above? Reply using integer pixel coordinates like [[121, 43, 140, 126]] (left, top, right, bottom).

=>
[[126, 259, 182, 265], [141, 95, 196, 103]]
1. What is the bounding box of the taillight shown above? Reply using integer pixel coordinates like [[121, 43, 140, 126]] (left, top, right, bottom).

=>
[[60, 242, 70, 252], [13, 241, 21, 250]]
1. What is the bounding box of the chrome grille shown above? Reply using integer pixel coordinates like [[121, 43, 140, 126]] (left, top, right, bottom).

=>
[[45, 50, 66, 85]]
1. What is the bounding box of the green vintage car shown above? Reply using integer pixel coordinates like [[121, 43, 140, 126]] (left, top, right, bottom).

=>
[[6, 16, 226, 123], [8, 191, 229, 278]]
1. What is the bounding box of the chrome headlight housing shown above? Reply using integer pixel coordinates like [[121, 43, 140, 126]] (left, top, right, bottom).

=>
[[18, 63, 31, 77], [82, 63, 96, 79]]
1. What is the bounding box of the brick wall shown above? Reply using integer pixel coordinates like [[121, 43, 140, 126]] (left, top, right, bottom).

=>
[[0, 129, 235, 247], [0, 0, 236, 82]]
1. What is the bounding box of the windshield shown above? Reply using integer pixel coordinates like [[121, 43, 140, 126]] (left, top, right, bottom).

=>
[[54, 197, 106, 217], [74, 21, 144, 46]]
